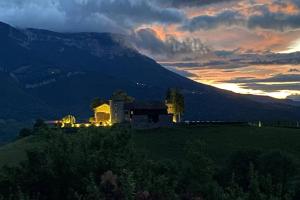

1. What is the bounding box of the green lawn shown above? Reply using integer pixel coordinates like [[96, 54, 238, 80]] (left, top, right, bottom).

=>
[[0, 125, 300, 167], [132, 125, 300, 164], [0, 121, 32, 145], [0, 135, 45, 167]]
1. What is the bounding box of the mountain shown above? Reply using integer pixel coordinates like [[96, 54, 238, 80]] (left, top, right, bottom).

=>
[[0, 72, 53, 120], [1, 21, 300, 121]]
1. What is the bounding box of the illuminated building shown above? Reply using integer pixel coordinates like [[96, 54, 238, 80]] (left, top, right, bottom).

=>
[[56, 96, 176, 129], [93, 100, 174, 128]]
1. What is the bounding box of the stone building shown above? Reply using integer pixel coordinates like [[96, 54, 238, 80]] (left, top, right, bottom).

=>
[[93, 100, 174, 127]]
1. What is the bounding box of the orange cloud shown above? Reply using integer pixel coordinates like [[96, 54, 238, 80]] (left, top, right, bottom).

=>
[[137, 23, 187, 40], [135, 0, 300, 53], [174, 64, 300, 99], [268, 2, 299, 14]]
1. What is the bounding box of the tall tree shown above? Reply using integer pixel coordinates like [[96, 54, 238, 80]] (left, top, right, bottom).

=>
[[90, 97, 105, 110], [166, 88, 184, 122], [111, 90, 134, 103]]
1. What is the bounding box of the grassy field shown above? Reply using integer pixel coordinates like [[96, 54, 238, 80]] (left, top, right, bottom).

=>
[[0, 121, 32, 145], [0, 135, 46, 167], [0, 125, 300, 167], [132, 125, 300, 164]]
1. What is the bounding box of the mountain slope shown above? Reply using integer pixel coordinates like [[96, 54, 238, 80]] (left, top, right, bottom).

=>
[[0, 72, 54, 120], [1, 21, 300, 121]]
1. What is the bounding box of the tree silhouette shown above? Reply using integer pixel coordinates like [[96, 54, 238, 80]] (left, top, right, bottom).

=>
[[90, 97, 106, 110], [111, 90, 134, 103]]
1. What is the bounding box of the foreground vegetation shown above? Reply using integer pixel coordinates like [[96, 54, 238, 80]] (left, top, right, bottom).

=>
[[0, 124, 299, 199]]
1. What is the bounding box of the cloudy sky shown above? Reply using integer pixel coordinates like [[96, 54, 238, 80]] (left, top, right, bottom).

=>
[[1, 0, 300, 99]]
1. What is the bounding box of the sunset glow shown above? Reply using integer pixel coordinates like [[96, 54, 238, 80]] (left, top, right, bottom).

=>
[[280, 38, 300, 53], [163, 64, 300, 99], [210, 83, 300, 99]]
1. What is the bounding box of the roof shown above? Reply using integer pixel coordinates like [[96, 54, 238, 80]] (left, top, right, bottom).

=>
[[125, 101, 167, 110], [94, 101, 110, 110]]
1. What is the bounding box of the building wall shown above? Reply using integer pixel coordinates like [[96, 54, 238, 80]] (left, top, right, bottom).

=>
[[93, 101, 174, 127], [94, 104, 111, 124], [131, 114, 173, 129], [95, 112, 110, 123], [110, 100, 125, 124]]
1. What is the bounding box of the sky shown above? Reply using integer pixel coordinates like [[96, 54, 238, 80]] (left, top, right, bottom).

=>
[[1, 0, 300, 100]]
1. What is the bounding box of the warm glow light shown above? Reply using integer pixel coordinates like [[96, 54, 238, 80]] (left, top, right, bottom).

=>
[[209, 82, 299, 99], [280, 38, 300, 53], [94, 103, 111, 125], [164, 64, 300, 100]]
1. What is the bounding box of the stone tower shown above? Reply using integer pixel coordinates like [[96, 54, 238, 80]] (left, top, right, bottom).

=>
[[109, 100, 125, 124]]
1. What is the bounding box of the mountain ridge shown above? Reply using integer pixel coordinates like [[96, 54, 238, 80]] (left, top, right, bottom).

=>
[[0, 21, 300, 121]]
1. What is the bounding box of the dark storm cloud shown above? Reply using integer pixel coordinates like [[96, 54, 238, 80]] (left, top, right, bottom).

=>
[[132, 28, 211, 60], [160, 60, 247, 69], [287, 94, 300, 101], [228, 74, 300, 84], [181, 10, 245, 31], [248, 6, 300, 31], [2, 0, 300, 35], [240, 83, 300, 92], [289, 68, 300, 72], [253, 74, 300, 83], [179, 1, 300, 32], [0, 0, 185, 33], [155, 0, 238, 7], [226, 64, 300, 94], [291, 0, 300, 8], [133, 28, 167, 55]]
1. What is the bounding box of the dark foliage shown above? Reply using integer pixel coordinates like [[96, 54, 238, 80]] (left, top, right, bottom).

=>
[[90, 98, 107, 110], [0, 127, 298, 200]]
